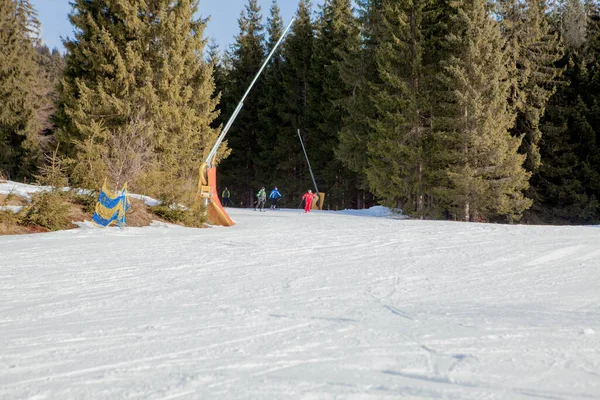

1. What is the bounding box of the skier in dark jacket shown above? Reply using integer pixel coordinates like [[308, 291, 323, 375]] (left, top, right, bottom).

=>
[[222, 187, 232, 207], [269, 187, 282, 209]]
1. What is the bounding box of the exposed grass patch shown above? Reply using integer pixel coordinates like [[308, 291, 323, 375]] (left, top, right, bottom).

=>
[[0, 194, 28, 206], [126, 198, 156, 227]]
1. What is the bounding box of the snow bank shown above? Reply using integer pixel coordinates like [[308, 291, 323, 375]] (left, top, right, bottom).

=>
[[129, 193, 161, 207], [0, 205, 23, 213], [0, 180, 161, 207], [337, 205, 404, 218], [0, 181, 50, 199]]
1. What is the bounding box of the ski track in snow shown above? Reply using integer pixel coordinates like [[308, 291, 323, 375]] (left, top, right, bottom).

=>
[[1, 208, 599, 399]]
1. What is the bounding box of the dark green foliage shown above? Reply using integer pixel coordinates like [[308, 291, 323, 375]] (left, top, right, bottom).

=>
[[336, 0, 385, 209], [528, 0, 600, 223], [217, 0, 266, 206], [308, 0, 363, 210], [275, 1, 317, 204], [363, 0, 440, 217], [496, 0, 563, 173], [0, 0, 43, 180], [35, 45, 64, 154], [254, 1, 286, 193]]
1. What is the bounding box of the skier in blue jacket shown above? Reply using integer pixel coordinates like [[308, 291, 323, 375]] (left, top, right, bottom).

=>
[[269, 187, 282, 209]]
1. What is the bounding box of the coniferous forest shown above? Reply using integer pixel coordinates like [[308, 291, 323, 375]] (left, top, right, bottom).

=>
[[2, 0, 600, 224]]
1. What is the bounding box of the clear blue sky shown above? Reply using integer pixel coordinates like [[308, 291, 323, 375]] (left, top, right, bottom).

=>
[[31, 0, 325, 52]]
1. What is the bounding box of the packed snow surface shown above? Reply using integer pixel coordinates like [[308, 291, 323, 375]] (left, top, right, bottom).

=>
[[1, 207, 599, 399]]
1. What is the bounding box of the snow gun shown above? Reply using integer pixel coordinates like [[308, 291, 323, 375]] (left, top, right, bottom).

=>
[[196, 17, 296, 226]]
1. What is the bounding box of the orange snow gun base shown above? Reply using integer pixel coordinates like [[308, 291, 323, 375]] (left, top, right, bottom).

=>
[[198, 162, 234, 227]]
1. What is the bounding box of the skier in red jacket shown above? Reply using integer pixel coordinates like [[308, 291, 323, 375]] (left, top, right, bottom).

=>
[[302, 190, 318, 213]]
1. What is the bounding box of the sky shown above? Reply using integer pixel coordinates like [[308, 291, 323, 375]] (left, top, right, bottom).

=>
[[31, 0, 325, 52]]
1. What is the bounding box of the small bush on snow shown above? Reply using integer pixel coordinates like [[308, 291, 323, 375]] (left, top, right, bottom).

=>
[[22, 191, 71, 231]]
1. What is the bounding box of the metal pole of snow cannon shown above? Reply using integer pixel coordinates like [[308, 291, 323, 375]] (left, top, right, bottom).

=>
[[297, 129, 322, 209], [205, 17, 296, 169]]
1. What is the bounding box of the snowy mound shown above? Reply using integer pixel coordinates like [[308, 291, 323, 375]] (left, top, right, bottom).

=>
[[0, 180, 50, 199], [338, 205, 401, 218], [1, 180, 161, 207]]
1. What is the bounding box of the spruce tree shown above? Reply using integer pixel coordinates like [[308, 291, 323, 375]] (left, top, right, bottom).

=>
[[309, 0, 361, 209], [336, 0, 384, 200], [0, 0, 43, 180], [217, 0, 266, 206], [56, 0, 219, 204], [276, 0, 317, 203], [436, 0, 531, 222], [531, 0, 600, 223], [255, 0, 286, 192], [35, 45, 64, 153], [363, 0, 444, 217], [496, 0, 563, 172]]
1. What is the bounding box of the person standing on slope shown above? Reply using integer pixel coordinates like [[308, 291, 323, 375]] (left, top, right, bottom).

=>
[[255, 186, 267, 212], [302, 189, 318, 213], [222, 187, 232, 207], [269, 186, 282, 209]]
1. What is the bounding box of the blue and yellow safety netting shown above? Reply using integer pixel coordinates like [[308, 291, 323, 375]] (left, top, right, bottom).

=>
[[92, 181, 130, 228]]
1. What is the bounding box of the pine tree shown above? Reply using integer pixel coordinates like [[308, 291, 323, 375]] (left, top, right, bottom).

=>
[[496, 0, 563, 172], [56, 0, 151, 186], [0, 0, 43, 180], [363, 0, 445, 217], [309, 0, 361, 209], [337, 0, 454, 214], [35, 45, 64, 153], [337, 0, 384, 194], [217, 0, 266, 206], [436, 0, 531, 222], [530, 0, 600, 223], [56, 0, 219, 204], [255, 0, 286, 191], [276, 0, 317, 203]]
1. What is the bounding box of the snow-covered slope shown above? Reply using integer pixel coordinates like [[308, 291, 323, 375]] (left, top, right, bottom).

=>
[[1, 208, 599, 399]]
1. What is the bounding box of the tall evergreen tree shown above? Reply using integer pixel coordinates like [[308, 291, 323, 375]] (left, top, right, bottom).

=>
[[337, 0, 384, 196], [363, 0, 440, 217], [275, 0, 317, 203], [56, 0, 219, 203], [0, 0, 43, 180], [255, 0, 286, 191], [338, 0, 454, 214], [309, 0, 361, 209], [531, 0, 600, 223], [435, 0, 531, 222], [217, 0, 266, 206], [35, 45, 64, 153], [496, 0, 563, 172]]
